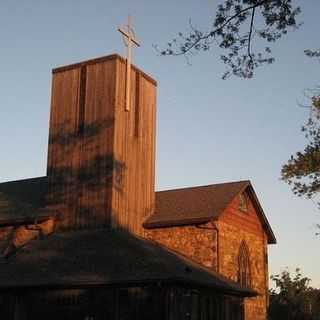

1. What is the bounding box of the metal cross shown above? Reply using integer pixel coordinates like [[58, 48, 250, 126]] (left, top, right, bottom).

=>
[[118, 15, 140, 112]]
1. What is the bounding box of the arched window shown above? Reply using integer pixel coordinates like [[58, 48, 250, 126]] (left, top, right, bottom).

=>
[[238, 241, 251, 288]]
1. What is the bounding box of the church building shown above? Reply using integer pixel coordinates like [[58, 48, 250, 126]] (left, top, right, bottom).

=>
[[0, 53, 276, 320]]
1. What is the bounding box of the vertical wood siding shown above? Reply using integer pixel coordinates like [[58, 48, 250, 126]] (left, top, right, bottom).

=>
[[47, 67, 81, 229], [47, 57, 117, 230], [47, 55, 156, 235], [76, 60, 116, 229], [112, 58, 156, 236]]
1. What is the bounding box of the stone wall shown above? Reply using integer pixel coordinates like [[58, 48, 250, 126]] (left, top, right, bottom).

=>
[[146, 189, 270, 320], [218, 191, 269, 320], [145, 222, 218, 269]]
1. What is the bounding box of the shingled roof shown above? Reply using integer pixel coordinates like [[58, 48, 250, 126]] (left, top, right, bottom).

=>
[[0, 177, 50, 226], [0, 228, 256, 297], [0, 178, 275, 243], [144, 181, 276, 244]]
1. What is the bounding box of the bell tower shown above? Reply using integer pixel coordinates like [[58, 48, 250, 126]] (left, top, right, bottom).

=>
[[46, 54, 157, 236]]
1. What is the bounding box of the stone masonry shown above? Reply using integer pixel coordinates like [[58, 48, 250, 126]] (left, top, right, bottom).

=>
[[145, 222, 218, 270], [146, 188, 269, 320]]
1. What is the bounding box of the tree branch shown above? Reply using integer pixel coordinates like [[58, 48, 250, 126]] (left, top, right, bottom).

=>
[[169, 0, 269, 56], [248, 7, 256, 63]]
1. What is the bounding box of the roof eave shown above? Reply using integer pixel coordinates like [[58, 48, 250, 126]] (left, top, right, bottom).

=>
[[0, 215, 52, 227], [143, 216, 212, 229], [246, 185, 277, 244], [0, 277, 257, 297]]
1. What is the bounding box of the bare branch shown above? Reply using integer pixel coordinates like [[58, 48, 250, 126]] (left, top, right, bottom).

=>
[[160, 0, 301, 79], [168, 0, 269, 56], [248, 7, 256, 63]]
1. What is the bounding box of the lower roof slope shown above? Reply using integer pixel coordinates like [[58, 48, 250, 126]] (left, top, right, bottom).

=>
[[0, 229, 256, 297], [144, 181, 249, 228], [0, 177, 276, 243], [144, 180, 276, 244], [0, 177, 49, 226]]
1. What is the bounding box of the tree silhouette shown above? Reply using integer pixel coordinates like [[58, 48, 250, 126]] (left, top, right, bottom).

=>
[[281, 52, 320, 231], [159, 0, 302, 79], [269, 269, 320, 320]]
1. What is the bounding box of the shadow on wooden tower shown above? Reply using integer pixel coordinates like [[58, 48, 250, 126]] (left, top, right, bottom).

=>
[[47, 55, 157, 236]]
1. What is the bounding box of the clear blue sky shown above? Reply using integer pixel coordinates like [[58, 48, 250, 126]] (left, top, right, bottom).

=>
[[0, 0, 319, 287]]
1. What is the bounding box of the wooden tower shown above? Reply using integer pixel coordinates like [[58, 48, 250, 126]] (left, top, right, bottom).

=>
[[47, 55, 157, 236]]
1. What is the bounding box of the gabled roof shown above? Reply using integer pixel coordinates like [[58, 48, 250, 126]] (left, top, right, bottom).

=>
[[0, 177, 50, 226], [0, 177, 276, 243], [0, 229, 256, 297], [144, 181, 276, 244]]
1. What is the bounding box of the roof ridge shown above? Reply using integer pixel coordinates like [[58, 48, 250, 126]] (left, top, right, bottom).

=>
[[0, 176, 47, 186], [156, 180, 251, 193]]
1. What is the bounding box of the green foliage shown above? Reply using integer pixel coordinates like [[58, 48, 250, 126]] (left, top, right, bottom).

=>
[[159, 0, 301, 79], [269, 269, 320, 320], [281, 94, 320, 234], [281, 51, 320, 231], [305, 49, 320, 60], [281, 95, 320, 201]]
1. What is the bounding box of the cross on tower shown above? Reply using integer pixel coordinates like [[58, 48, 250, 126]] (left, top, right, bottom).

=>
[[118, 16, 140, 112]]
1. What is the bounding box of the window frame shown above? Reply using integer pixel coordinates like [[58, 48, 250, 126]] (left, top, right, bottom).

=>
[[238, 241, 251, 288]]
